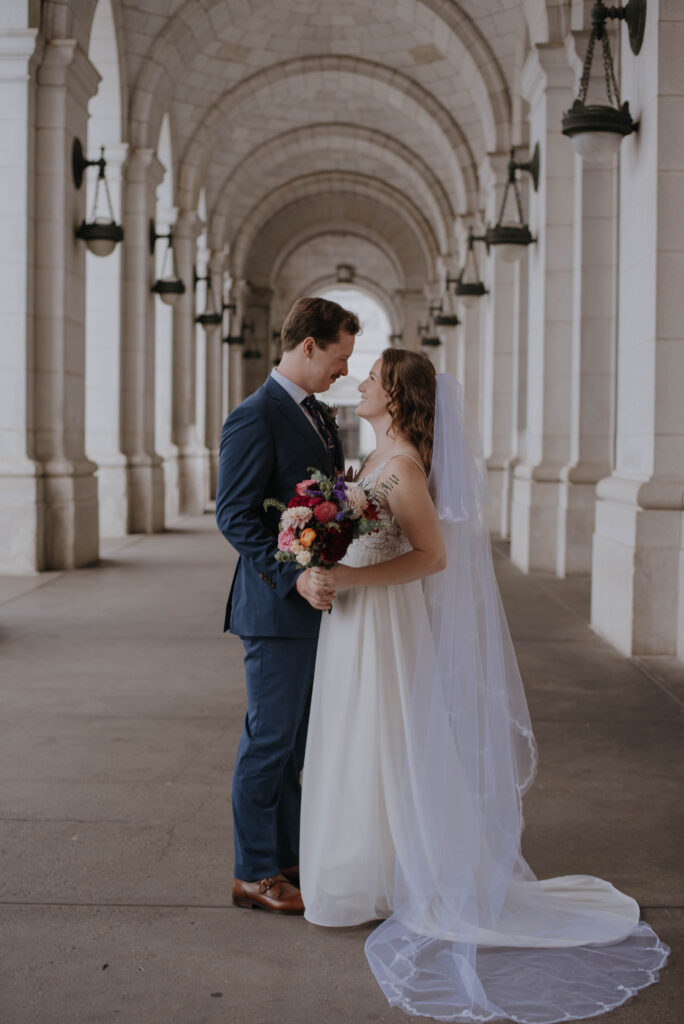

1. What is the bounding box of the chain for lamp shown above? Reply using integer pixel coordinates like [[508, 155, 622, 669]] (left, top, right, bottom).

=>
[[496, 158, 525, 229], [87, 147, 116, 222], [577, 10, 622, 108]]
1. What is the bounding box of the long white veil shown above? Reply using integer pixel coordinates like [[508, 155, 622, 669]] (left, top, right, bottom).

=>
[[364, 373, 668, 1022]]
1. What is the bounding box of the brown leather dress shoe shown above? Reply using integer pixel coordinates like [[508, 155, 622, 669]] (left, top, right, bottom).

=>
[[232, 874, 304, 914], [280, 865, 300, 888]]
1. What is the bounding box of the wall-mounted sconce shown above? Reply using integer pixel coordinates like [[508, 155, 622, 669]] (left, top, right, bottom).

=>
[[240, 320, 263, 360], [336, 263, 355, 283], [150, 219, 185, 306], [484, 145, 539, 263], [429, 302, 460, 328], [72, 139, 124, 257], [193, 267, 236, 328], [389, 333, 403, 346], [223, 318, 253, 347], [418, 322, 442, 348], [447, 229, 489, 307], [562, 0, 645, 163]]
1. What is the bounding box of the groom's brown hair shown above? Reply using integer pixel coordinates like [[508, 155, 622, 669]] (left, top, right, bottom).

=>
[[280, 296, 360, 352]]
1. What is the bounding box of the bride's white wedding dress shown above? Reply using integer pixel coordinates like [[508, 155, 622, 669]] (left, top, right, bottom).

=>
[[300, 376, 668, 1023], [301, 452, 429, 926]]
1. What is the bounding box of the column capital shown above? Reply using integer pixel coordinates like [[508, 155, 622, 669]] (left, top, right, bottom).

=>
[[37, 38, 100, 108], [0, 27, 39, 77], [174, 208, 204, 242], [521, 43, 574, 106], [125, 147, 165, 188]]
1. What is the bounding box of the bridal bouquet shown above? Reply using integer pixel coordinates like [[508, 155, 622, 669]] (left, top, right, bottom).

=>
[[265, 468, 383, 568]]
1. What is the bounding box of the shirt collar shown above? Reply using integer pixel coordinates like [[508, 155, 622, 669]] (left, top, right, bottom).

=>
[[271, 367, 310, 405]]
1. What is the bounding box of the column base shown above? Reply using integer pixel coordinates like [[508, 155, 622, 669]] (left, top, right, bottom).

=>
[[43, 460, 99, 569], [178, 446, 210, 516], [591, 474, 684, 657], [486, 458, 513, 539], [126, 454, 166, 534], [0, 459, 45, 573], [92, 453, 128, 538]]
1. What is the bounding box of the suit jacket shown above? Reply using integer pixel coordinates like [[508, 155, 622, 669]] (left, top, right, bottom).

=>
[[215, 374, 344, 637]]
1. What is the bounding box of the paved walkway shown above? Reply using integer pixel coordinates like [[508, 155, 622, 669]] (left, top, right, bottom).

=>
[[0, 516, 681, 1024]]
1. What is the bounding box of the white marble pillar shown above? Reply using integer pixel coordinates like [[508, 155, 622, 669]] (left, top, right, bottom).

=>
[[171, 208, 208, 515], [461, 296, 482, 431], [242, 284, 273, 399], [480, 156, 522, 538], [511, 46, 577, 574], [34, 40, 101, 568], [398, 289, 424, 352], [228, 278, 247, 409], [592, 1, 684, 656], [204, 251, 224, 498], [121, 148, 165, 533], [0, 23, 42, 572], [85, 142, 128, 537]]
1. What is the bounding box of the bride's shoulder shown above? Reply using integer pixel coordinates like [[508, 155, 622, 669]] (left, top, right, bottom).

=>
[[376, 449, 428, 498]]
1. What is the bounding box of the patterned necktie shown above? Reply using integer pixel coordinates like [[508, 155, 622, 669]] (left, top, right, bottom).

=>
[[301, 395, 337, 469]]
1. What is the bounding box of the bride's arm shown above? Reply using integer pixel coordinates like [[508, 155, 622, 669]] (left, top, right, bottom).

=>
[[319, 457, 446, 592]]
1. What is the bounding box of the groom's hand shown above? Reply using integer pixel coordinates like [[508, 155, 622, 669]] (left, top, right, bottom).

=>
[[296, 568, 335, 611]]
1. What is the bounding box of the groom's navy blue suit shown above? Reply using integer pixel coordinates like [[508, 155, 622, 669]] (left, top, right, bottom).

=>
[[215, 373, 343, 881]]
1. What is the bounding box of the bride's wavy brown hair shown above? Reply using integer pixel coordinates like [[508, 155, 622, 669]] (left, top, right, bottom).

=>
[[380, 348, 437, 472]]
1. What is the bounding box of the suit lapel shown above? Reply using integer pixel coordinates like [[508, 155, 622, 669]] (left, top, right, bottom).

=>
[[264, 376, 330, 469]]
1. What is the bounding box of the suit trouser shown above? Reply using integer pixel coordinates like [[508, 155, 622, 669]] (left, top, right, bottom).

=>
[[232, 635, 318, 881]]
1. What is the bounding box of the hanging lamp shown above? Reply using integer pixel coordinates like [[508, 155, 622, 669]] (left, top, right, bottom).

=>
[[150, 219, 185, 306], [447, 229, 489, 307], [485, 145, 539, 263], [73, 139, 124, 257], [562, 0, 645, 164]]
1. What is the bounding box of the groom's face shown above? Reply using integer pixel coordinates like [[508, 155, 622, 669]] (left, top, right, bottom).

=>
[[305, 330, 356, 393]]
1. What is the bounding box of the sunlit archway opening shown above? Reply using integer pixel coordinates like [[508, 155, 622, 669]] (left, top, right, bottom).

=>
[[315, 286, 393, 463]]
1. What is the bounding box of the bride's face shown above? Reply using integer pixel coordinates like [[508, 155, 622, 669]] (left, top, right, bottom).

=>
[[357, 358, 389, 421]]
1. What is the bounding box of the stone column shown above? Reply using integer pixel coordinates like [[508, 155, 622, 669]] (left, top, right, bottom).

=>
[[121, 148, 165, 533], [242, 283, 273, 399], [171, 208, 208, 515], [460, 296, 482, 431], [480, 157, 522, 538], [511, 45, 577, 574], [592, 2, 684, 656], [204, 250, 224, 498], [85, 141, 128, 537], [34, 39, 101, 568], [228, 278, 247, 410], [397, 288, 424, 351], [0, 24, 42, 571]]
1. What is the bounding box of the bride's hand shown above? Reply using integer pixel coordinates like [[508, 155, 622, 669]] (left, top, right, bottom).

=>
[[319, 564, 356, 593]]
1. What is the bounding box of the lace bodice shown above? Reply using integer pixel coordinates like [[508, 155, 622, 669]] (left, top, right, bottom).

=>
[[343, 452, 424, 566]]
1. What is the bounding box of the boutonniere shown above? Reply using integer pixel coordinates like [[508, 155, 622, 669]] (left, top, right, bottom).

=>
[[318, 401, 340, 433]]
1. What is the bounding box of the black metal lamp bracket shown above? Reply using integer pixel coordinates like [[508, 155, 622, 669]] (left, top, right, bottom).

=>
[[149, 218, 174, 255], [72, 138, 107, 190], [593, 0, 646, 55]]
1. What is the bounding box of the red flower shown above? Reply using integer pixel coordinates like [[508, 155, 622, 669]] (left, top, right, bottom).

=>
[[364, 500, 381, 521], [320, 520, 354, 563], [313, 501, 339, 523], [288, 495, 310, 508]]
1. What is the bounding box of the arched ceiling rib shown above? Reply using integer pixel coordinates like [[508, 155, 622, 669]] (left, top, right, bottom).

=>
[[242, 193, 431, 289], [233, 172, 439, 283], [178, 55, 477, 216], [127, 0, 512, 159], [208, 123, 454, 255]]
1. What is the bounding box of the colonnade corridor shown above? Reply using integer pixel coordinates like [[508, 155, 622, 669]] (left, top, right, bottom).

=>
[[0, 516, 680, 1023]]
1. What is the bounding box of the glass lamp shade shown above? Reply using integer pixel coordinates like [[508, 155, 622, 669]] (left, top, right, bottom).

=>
[[486, 222, 533, 264], [76, 216, 123, 257], [459, 293, 478, 310], [562, 101, 634, 164], [152, 276, 186, 307], [455, 281, 487, 307], [571, 130, 623, 163]]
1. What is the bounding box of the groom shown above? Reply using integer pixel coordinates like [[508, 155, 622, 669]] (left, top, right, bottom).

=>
[[216, 296, 360, 914]]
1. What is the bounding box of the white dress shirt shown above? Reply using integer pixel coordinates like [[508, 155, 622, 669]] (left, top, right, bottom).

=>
[[270, 367, 324, 441]]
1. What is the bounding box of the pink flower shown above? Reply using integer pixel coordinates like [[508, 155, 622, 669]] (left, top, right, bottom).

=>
[[296, 478, 317, 495], [278, 527, 295, 552], [281, 506, 313, 530], [345, 483, 369, 518]]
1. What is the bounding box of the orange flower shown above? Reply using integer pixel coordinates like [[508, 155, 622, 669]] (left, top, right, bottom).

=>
[[300, 528, 317, 548]]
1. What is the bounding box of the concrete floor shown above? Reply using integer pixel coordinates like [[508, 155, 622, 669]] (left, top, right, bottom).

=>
[[0, 516, 681, 1024]]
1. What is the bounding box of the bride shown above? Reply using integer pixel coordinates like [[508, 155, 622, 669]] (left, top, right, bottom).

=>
[[299, 348, 668, 1023]]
